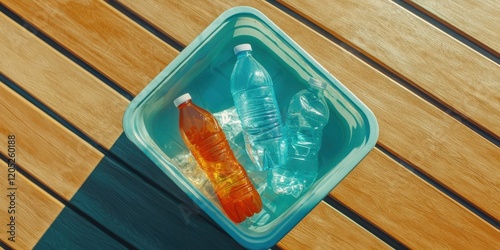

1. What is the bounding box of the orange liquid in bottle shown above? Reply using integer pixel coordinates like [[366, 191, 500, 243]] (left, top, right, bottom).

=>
[[175, 94, 262, 223]]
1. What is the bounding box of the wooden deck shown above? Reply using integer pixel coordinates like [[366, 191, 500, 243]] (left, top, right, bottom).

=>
[[1, 0, 498, 249]]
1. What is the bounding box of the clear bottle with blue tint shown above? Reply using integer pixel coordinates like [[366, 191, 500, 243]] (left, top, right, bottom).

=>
[[270, 77, 330, 197], [230, 44, 287, 171]]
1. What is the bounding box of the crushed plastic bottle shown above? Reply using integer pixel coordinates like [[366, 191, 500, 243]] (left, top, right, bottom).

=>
[[174, 93, 262, 223], [270, 77, 330, 197], [230, 43, 287, 171]]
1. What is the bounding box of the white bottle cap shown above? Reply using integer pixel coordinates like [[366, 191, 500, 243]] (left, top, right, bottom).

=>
[[173, 93, 192, 107], [309, 77, 327, 90], [234, 44, 252, 54]]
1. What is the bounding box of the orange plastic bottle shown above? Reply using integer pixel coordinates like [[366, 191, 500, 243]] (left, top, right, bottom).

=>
[[174, 93, 262, 223]]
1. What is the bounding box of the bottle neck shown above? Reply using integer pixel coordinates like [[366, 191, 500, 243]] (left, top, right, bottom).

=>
[[177, 100, 192, 109], [236, 50, 252, 59], [308, 85, 325, 96]]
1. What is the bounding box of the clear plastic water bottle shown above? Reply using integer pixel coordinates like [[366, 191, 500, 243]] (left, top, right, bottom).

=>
[[174, 93, 262, 223], [270, 77, 330, 197], [230, 43, 287, 171]]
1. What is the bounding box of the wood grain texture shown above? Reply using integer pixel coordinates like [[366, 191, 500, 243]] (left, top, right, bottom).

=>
[[1, 0, 495, 248], [117, 0, 500, 221], [0, 170, 126, 249], [405, 0, 500, 56], [117, 0, 221, 46], [0, 83, 101, 200], [0, 171, 63, 249], [333, 150, 500, 249], [0, 2, 390, 246], [278, 202, 391, 250], [0, 13, 127, 149], [279, 0, 500, 138], [1, 0, 176, 95], [0, 82, 241, 248], [0, 13, 193, 206]]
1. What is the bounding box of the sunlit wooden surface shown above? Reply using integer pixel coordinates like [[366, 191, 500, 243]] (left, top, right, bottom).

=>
[[1, 0, 498, 249]]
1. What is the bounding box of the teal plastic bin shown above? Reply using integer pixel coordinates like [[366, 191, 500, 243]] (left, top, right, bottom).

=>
[[123, 6, 378, 249]]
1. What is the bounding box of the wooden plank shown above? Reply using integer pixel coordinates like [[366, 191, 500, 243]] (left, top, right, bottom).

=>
[[0, 170, 125, 249], [0, 82, 100, 200], [0, 5, 388, 247], [0, 168, 63, 249], [116, 0, 224, 47], [278, 202, 391, 249], [117, 0, 500, 221], [279, 0, 500, 138], [332, 150, 500, 249], [0, 12, 193, 207], [0, 13, 127, 149], [0, 82, 242, 248], [2, 0, 496, 247], [405, 0, 500, 56], [1, 0, 176, 96]]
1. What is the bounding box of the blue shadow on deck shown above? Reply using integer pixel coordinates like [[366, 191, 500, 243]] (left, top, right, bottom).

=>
[[36, 154, 243, 249]]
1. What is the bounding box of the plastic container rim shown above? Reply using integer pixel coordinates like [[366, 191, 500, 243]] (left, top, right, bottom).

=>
[[123, 6, 379, 249]]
